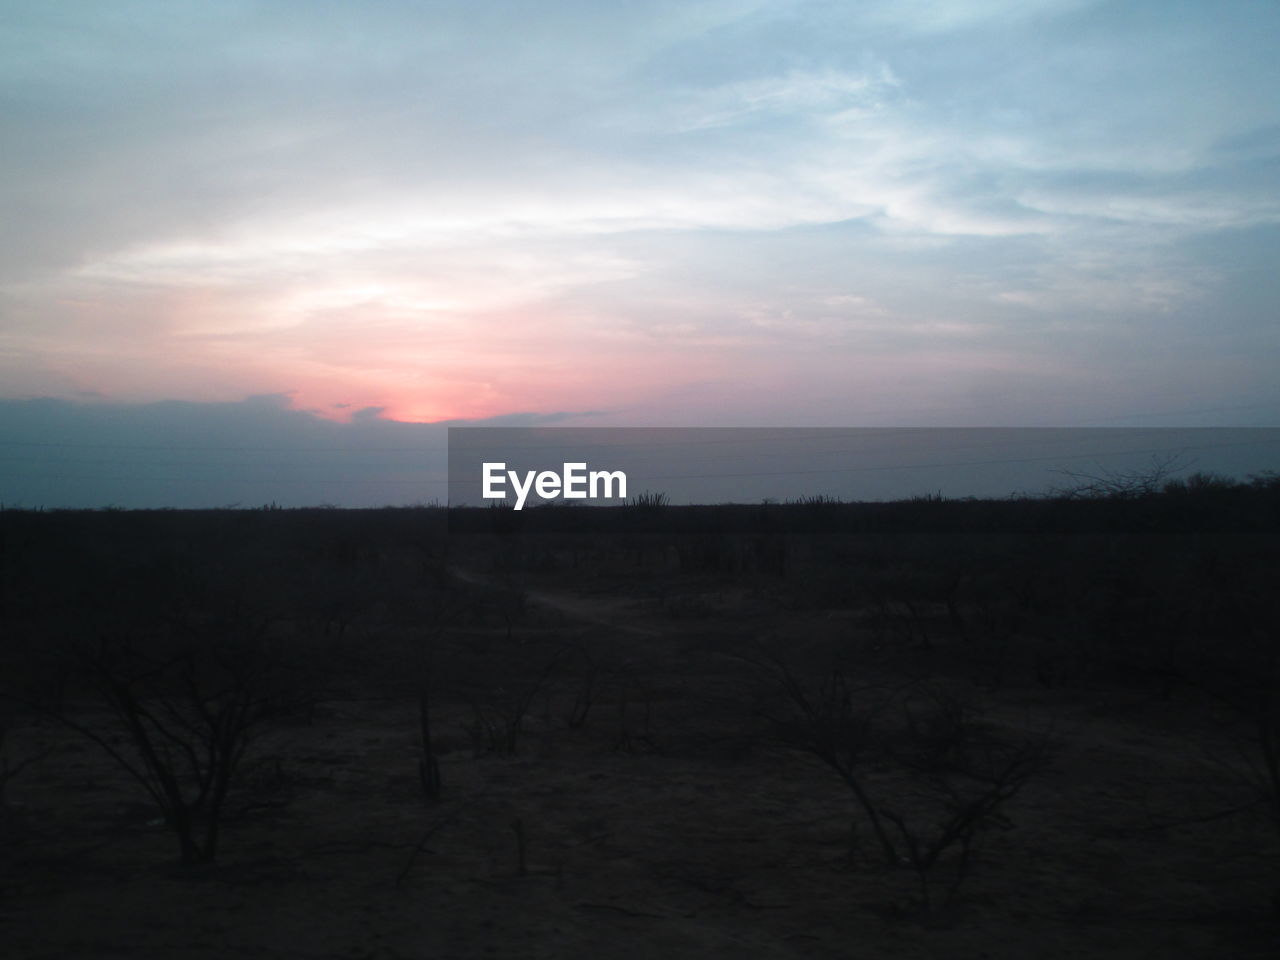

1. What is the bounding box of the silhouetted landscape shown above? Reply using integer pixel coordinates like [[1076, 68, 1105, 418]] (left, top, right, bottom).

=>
[[3, 473, 1279, 957], [6, 0, 1280, 955]]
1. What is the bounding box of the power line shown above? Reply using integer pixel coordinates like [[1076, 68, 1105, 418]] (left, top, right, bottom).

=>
[[0, 454, 442, 469], [6, 438, 1273, 489], [0, 438, 441, 454], [0, 472, 449, 486]]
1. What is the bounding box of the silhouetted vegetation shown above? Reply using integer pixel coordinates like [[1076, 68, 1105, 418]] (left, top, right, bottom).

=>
[[1, 473, 1278, 953]]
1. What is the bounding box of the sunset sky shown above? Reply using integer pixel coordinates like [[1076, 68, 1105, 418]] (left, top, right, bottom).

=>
[[2, 0, 1278, 505]]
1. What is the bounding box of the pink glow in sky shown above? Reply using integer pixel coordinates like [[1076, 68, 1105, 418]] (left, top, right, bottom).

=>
[[2, 1, 1279, 505]]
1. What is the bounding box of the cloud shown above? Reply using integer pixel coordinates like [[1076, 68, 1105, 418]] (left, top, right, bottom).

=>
[[0, 0, 1278, 438], [0, 394, 616, 508], [859, 0, 1099, 34]]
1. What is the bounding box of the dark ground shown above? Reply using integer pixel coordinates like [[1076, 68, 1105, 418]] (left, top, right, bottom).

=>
[[2, 492, 1279, 957]]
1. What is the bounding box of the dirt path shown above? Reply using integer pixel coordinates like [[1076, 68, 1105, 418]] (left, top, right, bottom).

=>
[[448, 565, 666, 637]]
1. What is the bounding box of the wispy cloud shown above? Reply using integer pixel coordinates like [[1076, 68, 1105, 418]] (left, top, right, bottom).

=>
[[0, 0, 1277, 448]]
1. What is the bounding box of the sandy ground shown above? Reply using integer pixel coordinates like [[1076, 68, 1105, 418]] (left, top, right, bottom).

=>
[[3, 574, 1277, 958]]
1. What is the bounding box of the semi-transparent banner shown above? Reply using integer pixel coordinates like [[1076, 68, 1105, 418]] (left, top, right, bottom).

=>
[[447, 427, 1280, 508]]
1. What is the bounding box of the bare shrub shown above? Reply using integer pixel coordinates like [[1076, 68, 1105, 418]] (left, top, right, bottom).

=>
[[54, 627, 302, 864], [748, 655, 1054, 913], [881, 688, 1054, 911], [747, 655, 903, 865], [1051, 452, 1188, 501], [464, 650, 561, 756], [410, 566, 480, 802], [563, 644, 599, 730], [612, 663, 658, 755], [0, 704, 53, 808], [1196, 633, 1280, 843]]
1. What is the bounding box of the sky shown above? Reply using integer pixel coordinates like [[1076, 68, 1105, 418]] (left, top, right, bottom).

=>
[[2, 0, 1279, 506]]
